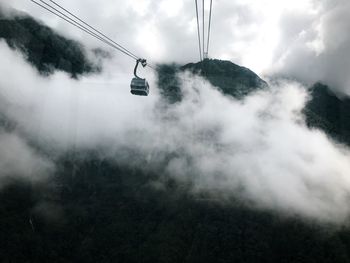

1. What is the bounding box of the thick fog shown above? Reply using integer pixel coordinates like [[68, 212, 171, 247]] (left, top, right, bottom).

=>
[[1, 40, 350, 224], [0, 130, 53, 187]]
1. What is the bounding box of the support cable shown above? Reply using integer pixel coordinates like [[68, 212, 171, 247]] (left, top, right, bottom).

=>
[[195, 0, 202, 61], [48, 0, 140, 60], [206, 0, 213, 58], [31, 0, 138, 60], [30, 0, 157, 70], [202, 0, 205, 59]]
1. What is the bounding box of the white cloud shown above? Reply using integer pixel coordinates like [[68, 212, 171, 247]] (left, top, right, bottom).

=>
[[270, 0, 350, 95], [1, 41, 350, 223], [162, 75, 350, 223]]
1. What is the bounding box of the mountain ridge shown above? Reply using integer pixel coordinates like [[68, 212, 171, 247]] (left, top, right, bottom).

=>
[[0, 8, 99, 77], [157, 59, 267, 103]]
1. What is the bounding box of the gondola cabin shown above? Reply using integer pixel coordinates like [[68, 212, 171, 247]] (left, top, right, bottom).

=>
[[130, 58, 149, 96], [130, 77, 149, 96]]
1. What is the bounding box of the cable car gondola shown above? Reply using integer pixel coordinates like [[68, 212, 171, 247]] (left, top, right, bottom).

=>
[[130, 59, 149, 96]]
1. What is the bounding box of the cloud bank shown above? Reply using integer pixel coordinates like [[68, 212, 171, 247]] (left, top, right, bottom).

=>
[[1, 40, 350, 224]]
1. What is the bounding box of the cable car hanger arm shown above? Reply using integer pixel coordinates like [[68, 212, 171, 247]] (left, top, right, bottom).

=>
[[134, 59, 147, 79]]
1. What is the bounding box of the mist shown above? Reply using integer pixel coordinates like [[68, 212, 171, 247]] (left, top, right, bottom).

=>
[[1, 40, 350, 224], [0, 130, 53, 187]]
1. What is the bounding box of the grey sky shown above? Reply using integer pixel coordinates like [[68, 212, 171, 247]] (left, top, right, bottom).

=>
[[4, 0, 350, 94]]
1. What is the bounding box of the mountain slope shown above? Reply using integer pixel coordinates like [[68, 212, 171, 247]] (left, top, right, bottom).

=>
[[304, 83, 350, 146], [0, 8, 99, 77], [182, 59, 268, 96], [2, 156, 350, 263], [157, 59, 267, 103]]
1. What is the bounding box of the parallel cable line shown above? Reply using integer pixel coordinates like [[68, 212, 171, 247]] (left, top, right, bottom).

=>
[[202, 0, 205, 59], [206, 0, 213, 57], [194, 0, 202, 61], [47, 0, 140, 60], [31, 0, 138, 60], [31, 0, 156, 70]]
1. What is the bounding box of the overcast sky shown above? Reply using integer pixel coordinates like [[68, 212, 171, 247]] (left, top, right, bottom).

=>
[[2, 0, 350, 224], [4, 0, 350, 94]]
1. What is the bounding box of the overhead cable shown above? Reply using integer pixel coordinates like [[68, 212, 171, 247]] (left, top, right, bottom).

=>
[[206, 0, 213, 57], [195, 0, 203, 61], [30, 0, 157, 69]]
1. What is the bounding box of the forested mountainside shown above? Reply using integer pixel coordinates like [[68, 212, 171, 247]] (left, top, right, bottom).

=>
[[157, 59, 267, 103], [305, 83, 350, 147], [0, 8, 99, 77]]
